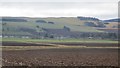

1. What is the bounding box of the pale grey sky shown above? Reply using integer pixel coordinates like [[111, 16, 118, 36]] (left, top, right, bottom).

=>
[[0, 0, 119, 2], [0, 0, 119, 20]]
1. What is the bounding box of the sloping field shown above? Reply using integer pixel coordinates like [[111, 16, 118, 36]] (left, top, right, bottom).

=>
[[2, 17, 106, 36]]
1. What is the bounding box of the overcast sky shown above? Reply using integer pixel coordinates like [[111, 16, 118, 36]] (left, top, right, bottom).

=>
[[0, 0, 119, 20]]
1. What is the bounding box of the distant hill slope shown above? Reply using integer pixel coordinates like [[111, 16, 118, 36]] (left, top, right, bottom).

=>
[[102, 18, 119, 28], [103, 18, 120, 22], [1, 16, 118, 38]]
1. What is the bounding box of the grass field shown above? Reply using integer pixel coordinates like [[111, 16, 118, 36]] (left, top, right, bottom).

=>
[[2, 38, 118, 43]]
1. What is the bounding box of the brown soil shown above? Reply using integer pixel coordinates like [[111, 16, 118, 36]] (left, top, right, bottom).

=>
[[1, 42, 119, 67], [2, 48, 118, 67], [2, 42, 118, 47]]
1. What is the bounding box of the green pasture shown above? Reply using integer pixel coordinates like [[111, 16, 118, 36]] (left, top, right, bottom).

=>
[[2, 38, 118, 43]]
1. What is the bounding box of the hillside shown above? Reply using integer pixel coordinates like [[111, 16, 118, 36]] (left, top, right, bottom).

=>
[[103, 18, 120, 22], [1, 16, 118, 39]]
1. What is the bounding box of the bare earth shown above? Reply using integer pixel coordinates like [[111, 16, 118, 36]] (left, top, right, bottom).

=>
[[1, 42, 119, 67]]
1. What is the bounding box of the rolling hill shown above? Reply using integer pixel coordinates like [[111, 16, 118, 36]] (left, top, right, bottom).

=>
[[1, 16, 119, 39]]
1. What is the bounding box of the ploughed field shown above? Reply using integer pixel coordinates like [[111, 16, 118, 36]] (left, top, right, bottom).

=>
[[2, 42, 119, 67]]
